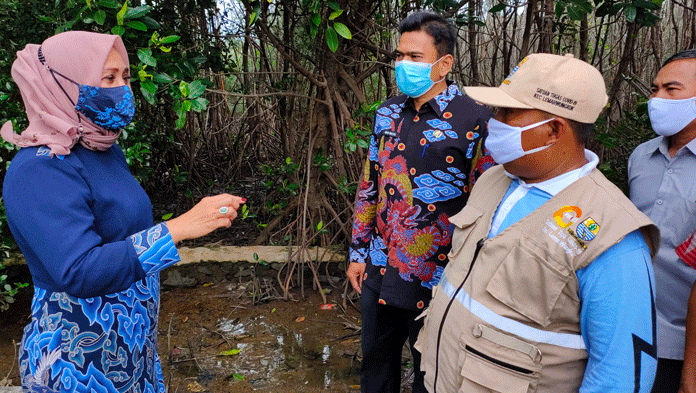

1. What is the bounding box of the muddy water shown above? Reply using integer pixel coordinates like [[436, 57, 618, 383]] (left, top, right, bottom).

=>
[[157, 263, 369, 392], [0, 262, 418, 392]]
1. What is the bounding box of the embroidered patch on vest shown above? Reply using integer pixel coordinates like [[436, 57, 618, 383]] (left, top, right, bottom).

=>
[[553, 205, 582, 228], [576, 217, 600, 242], [543, 206, 586, 256]]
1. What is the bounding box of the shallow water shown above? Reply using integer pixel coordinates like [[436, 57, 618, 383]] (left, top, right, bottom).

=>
[[0, 262, 418, 392]]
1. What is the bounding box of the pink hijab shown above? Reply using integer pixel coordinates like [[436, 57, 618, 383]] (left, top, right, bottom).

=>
[[1, 31, 130, 156]]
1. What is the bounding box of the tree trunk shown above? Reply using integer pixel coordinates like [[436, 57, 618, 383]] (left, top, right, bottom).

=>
[[468, 0, 480, 84], [579, 15, 589, 61], [608, 22, 639, 119], [537, 0, 554, 53], [520, 0, 536, 58]]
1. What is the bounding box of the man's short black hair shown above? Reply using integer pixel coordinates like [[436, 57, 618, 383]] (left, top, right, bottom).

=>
[[540, 111, 594, 145], [663, 49, 696, 67], [398, 11, 456, 57], [568, 120, 594, 146]]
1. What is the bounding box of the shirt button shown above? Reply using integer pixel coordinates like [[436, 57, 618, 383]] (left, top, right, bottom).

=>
[[657, 199, 663, 205], [668, 169, 674, 174]]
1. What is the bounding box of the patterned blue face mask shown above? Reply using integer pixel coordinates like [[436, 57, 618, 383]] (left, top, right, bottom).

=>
[[74, 85, 135, 130], [39, 46, 135, 131]]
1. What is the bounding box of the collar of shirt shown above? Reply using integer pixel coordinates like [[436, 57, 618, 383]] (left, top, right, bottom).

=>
[[489, 149, 599, 236], [639, 135, 696, 159], [402, 81, 461, 118]]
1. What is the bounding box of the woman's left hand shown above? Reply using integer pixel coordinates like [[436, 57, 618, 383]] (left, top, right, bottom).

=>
[[165, 194, 245, 244]]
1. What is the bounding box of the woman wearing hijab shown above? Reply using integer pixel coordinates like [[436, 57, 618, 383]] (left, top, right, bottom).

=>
[[1, 31, 243, 393]]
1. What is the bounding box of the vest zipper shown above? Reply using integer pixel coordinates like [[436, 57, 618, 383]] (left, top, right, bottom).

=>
[[465, 345, 533, 375], [433, 238, 485, 393]]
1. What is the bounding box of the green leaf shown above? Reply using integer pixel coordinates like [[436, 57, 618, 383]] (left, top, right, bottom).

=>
[[182, 100, 192, 112], [137, 69, 151, 81], [625, 5, 637, 22], [488, 3, 506, 13], [310, 24, 318, 38], [111, 25, 125, 35], [124, 5, 150, 19], [137, 48, 157, 67], [233, 374, 245, 381], [97, 0, 121, 9], [179, 81, 190, 97], [141, 16, 160, 29], [333, 22, 352, 39], [94, 10, 106, 25], [634, 0, 660, 10], [175, 110, 187, 129], [568, 6, 585, 20], [316, 221, 324, 231], [357, 139, 369, 149], [326, 0, 340, 11], [554, 1, 566, 18], [187, 80, 206, 98], [126, 20, 147, 31], [158, 46, 172, 53], [329, 10, 343, 20], [595, 2, 613, 17], [116, 1, 127, 25], [162, 212, 173, 220], [326, 26, 338, 52], [190, 97, 209, 112], [249, 4, 260, 26], [219, 349, 241, 356], [140, 83, 156, 105], [152, 73, 174, 84], [160, 35, 181, 44], [141, 78, 157, 95], [311, 13, 321, 26]]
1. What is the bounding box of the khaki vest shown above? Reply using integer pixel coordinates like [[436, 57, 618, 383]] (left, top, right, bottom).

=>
[[415, 165, 658, 393]]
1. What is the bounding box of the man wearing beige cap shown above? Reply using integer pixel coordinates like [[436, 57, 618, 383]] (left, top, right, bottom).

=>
[[414, 53, 660, 392]]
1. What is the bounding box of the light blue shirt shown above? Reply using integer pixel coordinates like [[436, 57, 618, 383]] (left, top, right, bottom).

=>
[[491, 151, 657, 392]]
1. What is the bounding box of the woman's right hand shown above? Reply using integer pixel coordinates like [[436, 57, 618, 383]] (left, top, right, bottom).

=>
[[165, 194, 245, 244]]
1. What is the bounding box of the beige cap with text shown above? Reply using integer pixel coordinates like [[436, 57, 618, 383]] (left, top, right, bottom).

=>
[[464, 53, 608, 123]]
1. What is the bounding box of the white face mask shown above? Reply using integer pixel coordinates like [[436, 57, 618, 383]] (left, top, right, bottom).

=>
[[485, 117, 555, 164], [648, 96, 696, 137]]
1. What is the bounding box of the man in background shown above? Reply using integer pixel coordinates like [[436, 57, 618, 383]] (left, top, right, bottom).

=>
[[629, 49, 696, 393], [346, 11, 492, 393]]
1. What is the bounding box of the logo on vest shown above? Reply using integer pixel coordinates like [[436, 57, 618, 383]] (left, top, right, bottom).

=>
[[542, 206, 587, 257], [553, 205, 581, 228], [576, 218, 600, 242]]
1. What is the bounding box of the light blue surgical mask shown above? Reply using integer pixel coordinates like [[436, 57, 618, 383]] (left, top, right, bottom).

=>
[[395, 57, 445, 98], [648, 96, 696, 136]]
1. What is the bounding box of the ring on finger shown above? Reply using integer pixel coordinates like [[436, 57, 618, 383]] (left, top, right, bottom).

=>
[[219, 206, 229, 214]]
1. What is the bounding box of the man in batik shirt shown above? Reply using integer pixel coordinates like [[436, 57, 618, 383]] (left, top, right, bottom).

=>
[[346, 11, 493, 393]]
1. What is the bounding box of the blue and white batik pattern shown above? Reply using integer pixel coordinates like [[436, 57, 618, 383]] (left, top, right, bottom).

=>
[[19, 223, 179, 393]]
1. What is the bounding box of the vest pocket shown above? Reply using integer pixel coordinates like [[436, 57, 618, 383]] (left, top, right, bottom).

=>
[[486, 238, 572, 328], [457, 337, 539, 393], [448, 205, 484, 262]]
